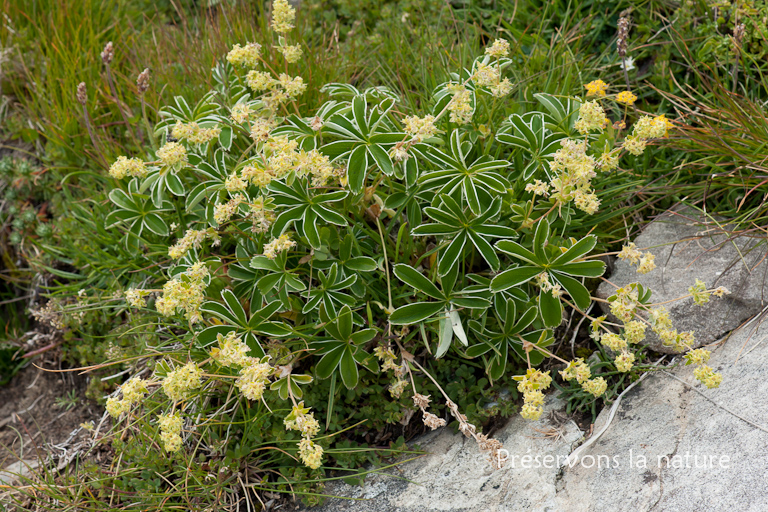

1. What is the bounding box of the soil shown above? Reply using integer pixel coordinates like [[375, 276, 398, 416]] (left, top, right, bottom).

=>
[[0, 361, 102, 471]]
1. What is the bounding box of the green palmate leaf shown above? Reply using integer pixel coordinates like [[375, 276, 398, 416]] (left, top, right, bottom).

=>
[[315, 346, 344, 379], [495, 240, 538, 265], [532, 217, 550, 262], [490, 266, 541, 292], [390, 302, 444, 325], [337, 305, 353, 341], [339, 347, 359, 389], [345, 256, 377, 272], [436, 311, 453, 358], [393, 264, 443, 300], [218, 125, 233, 150], [539, 288, 563, 327], [551, 235, 597, 266], [449, 308, 468, 346], [551, 260, 606, 277], [368, 144, 394, 176], [553, 273, 591, 310], [347, 145, 368, 193], [438, 234, 466, 277]]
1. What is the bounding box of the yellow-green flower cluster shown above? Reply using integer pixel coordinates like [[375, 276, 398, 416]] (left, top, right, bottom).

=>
[[646, 305, 696, 352], [684, 348, 711, 366], [693, 365, 722, 389], [231, 103, 253, 124], [162, 361, 203, 402], [156, 141, 188, 170], [617, 242, 656, 274], [106, 377, 148, 418], [525, 179, 550, 197], [244, 71, 306, 112], [278, 43, 303, 64], [446, 84, 473, 125], [125, 288, 149, 308], [689, 279, 711, 305], [211, 332, 250, 368], [573, 189, 601, 215], [168, 228, 219, 260], [236, 356, 273, 401], [294, 149, 336, 186], [633, 115, 668, 140], [225, 173, 247, 193], [246, 70, 275, 92], [109, 156, 147, 179], [485, 38, 510, 58], [263, 233, 296, 259], [608, 284, 640, 322], [601, 333, 628, 352], [278, 73, 306, 98], [560, 360, 608, 397], [534, 272, 563, 299], [249, 117, 278, 142], [581, 377, 608, 397], [213, 194, 244, 225], [547, 139, 602, 214], [489, 79, 513, 98], [298, 438, 323, 469], [601, 332, 636, 372], [597, 148, 620, 171], [242, 165, 271, 188], [226, 42, 262, 68], [271, 0, 295, 34], [472, 62, 512, 98], [686, 348, 722, 389], [590, 315, 606, 341], [623, 320, 647, 345], [374, 345, 399, 373], [614, 351, 636, 372], [560, 358, 591, 383], [171, 121, 221, 145], [621, 135, 647, 156], [574, 100, 608, 134], [472, 63, 500, 87], [157, 412, 184, 452], [621, 115, 670, 156], [403, 115, 437, 142], [247, 197, 276, 234], [515, 369, 552, 421], [155, 262, 209, 323], [649, 306, 673, 331], [285, 401, 324, 469], [584, 79, 609, 97], [264, 137, 299, 178], [615, 90, 637, 106]]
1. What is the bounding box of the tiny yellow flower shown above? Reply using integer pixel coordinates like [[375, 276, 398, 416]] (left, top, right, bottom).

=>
[[615, 90, 637, 106], [584, 80, 609, 97]]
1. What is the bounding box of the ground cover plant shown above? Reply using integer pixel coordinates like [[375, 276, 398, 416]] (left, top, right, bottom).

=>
[[0, 0, 766, 510]]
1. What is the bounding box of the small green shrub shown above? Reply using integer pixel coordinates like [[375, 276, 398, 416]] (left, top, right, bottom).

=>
[[39, 2, 729, 508]]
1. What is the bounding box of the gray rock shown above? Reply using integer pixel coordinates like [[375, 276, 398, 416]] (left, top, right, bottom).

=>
[[596, 207, 767, 353], [304, 316, 768, 512], [553, 314, 768, 512], [303, 399, 584, 512]]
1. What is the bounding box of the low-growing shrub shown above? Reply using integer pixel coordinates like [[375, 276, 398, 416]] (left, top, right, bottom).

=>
[[5, 1, 737, 509]]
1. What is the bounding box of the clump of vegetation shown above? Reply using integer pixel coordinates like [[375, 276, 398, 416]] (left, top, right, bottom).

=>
[[1, 0, 765, 509]]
